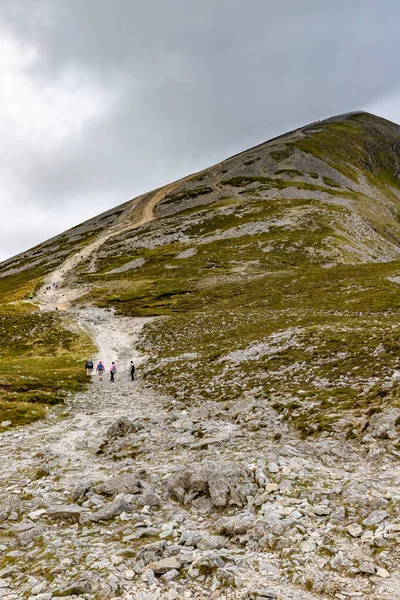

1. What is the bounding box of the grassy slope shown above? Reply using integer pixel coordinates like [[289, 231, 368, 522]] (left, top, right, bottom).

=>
[[74, 112, 400, 437], [2, 111, 400, 436], [0, 302, 95, 430]]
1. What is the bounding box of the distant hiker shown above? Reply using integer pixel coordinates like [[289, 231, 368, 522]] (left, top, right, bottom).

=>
[[110, 362, 117, 383], [96, 361, 105, 381], [85, 359, 94, 377], [130, 361, 136, 381]]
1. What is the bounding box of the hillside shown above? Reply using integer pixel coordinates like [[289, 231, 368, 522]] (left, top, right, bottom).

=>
[[1, 111, 400, 599]]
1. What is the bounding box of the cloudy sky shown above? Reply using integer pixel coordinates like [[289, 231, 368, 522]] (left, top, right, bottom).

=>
[[1, 0, 400, 260]]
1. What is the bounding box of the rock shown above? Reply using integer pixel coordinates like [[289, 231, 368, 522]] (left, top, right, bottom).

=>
[[197, 535, 227, 550], [179, 531, 203, 546], [366, 408, 400, 439], [214, 513, 254, 536], [358, 561, 376, 575], [267, 462, 279, 474], [53, 580, 90, 596], [46, 505, 85, 521], [0, 421, 11, 428], [310, 505, 331, 516], [71, 480, 92, 502], [96, 475, 144, 496], [168, 591, 179, 600], [167, 459, 257, 508], [301, 540, 316, 553], [363, 510, 388, 526], [124, 569, 135, 581], [82, 494, 134, 522], [146, 557, 181, 574], [346, 523, 363, 538], [15, 526, 42, 546], [95, 476, 161, 506], [0, 495, 22, 522], [28, 509, 47, 520], [161, 568, 179, 582], [249, 588, 278, 599], [107, 416, 138, 438], [376, 567, 390, 578]]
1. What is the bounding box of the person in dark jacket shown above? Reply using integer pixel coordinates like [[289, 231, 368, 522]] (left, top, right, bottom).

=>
[[130, 361, 136, 381], [85, 359, 94, 377]]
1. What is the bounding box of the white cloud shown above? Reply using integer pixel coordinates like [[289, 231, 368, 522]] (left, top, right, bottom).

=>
[[363, 89, 400, 127], [0, 27, 121, 260]]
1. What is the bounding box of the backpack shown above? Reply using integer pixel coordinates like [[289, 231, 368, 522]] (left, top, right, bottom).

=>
[[97, 363, 104, 371], [111, 366, 117, 374], [87, 361, 93, 369]]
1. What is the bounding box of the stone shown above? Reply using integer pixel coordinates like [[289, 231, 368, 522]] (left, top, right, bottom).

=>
[[167, 459, 257, 508], [376, 567, 390, 578], [96, 475, 144, 496], [161, 568, 179, 582], [179, 530, 203, 546], [363, 510, 388, 526], [124, 569, 135, 581], [358, 561, 376, 574], [28, 509, 47, 520], [301, 540, 316, 553], [146, 557, 181, 574], [82, 494, 134, 523], [346, 523, 363, 538], [249, 588, 278, 599], [267, 462, 279, 474], [46, 505, 85, 521], [107, 417, 138, 438], [53, 580, 90, 596], [214, 513, 254, 536], [197, 535, 227, 550], [310, 505, 331, 516]]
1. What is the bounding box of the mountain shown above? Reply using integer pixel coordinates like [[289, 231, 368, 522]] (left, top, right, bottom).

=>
[[1, 111, 400, 598], [2, 110, 400, 433]]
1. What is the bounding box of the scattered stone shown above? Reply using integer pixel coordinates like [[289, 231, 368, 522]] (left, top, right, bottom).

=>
[[346, 523, 363, 538], [363, 510, 388, 526], [146, 557, 181, 574], [358, 561, 376, 575], [46, 505, 85, 521]]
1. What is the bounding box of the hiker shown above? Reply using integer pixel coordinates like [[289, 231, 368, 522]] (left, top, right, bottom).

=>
[[110, 361, 117, 383], [85, 359, 94, 377], [96, 361, 105, 381], [130, 361, 136, 381]]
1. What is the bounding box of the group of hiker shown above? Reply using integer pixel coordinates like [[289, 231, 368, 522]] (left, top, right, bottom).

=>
[[44, 282, 60, 293], [85, 359, 136, 383]]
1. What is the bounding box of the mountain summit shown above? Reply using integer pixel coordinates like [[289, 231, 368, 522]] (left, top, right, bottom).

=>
[[1, 112, 400, 598]]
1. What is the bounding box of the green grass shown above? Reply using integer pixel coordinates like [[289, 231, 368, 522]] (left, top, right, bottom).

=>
[[0, 305, 95, 429]]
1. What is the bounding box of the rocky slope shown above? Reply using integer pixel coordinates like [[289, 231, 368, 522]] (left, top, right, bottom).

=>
[[1, 111, 400, 599]]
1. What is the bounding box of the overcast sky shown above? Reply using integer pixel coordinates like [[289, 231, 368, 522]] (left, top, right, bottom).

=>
[[1, 0, 400, 261]]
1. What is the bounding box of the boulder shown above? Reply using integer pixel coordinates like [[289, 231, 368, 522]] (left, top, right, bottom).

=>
[[146, 557, 181, 575], [46, 505, 85, 521], [167, 460, 257, 508], [82, 494, 134, 523], [214, 513, 254, 536]]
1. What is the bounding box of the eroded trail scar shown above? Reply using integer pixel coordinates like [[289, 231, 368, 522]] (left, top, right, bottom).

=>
[[36, 177, 195, 310]]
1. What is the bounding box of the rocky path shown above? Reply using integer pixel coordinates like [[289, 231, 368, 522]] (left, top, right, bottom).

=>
[[0, 306, 399, 599]]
